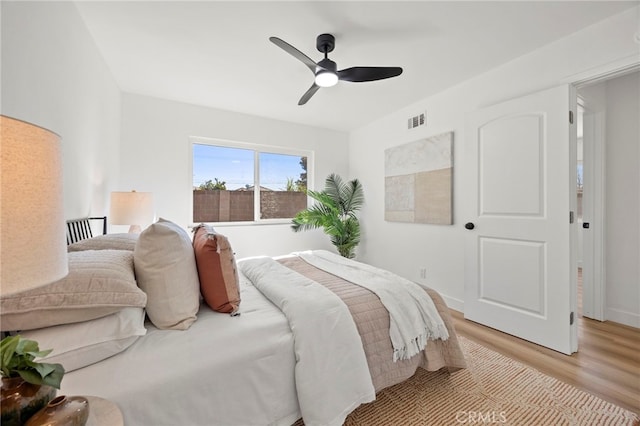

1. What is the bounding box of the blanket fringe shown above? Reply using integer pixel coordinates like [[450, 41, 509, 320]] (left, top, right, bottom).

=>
[[392, 324, 450, 362]]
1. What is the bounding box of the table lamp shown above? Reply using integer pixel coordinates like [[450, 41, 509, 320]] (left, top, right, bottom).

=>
[[1, 115, 68, 295], [109, 191, 154, 233]]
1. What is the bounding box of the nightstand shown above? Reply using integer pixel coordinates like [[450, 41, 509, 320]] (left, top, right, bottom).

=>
[[85, 396, 123, 426]]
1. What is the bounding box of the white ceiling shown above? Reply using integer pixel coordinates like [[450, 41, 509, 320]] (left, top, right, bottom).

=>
[[75, 1, 637, 132]]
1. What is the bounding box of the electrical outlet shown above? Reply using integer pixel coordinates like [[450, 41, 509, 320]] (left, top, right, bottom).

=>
[[419, 267, 427, 279]]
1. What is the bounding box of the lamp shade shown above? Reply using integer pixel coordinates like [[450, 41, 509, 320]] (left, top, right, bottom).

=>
[[110, 191, 154, 232], [1, 115, 68, 295]]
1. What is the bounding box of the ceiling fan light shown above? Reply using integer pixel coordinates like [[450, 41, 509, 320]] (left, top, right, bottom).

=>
[[315, 70, 338, 87]]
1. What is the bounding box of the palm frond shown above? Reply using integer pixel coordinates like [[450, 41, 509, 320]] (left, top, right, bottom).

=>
[[307, 190, 340, 211], [341, 178, 364, 214], [329, 217, 360, 258], [291, 204, 334, 232], [323, 173, 344, 206]]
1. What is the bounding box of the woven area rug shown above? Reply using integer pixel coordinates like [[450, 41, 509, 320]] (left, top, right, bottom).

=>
[[296, 336, 639, 425]]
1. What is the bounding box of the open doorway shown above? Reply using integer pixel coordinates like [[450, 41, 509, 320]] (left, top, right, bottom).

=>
[[574, 95, 604, 321], [576, 102, 584, 318], [576, 69, 640, 328]]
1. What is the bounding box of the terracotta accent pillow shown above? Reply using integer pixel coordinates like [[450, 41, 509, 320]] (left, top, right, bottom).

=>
[[193, 224, 241, 314], [68, 233, 138, 252], [134, 218, 200, 330], [0, 250, 146, 331]]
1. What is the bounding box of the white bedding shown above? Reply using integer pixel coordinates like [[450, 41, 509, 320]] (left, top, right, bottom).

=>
[[61, 274, 301, 426], [60, 252, 452, 426], [239, 257, 375, 426]]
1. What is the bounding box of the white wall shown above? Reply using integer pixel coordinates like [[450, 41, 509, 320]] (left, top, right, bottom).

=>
[[604, 72, 640, 327], [119, 93, 349, 258], [1, 1, 122, 220], [349, 6, 640, 310]]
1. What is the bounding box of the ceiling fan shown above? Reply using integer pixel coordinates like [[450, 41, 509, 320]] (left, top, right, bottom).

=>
[[269, 33, 403, 105]]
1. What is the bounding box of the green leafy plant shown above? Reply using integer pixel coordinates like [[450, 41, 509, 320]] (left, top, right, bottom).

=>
[[285, 177, 305, 192], [0, 336, 64, 389], [291, 173, 364, 259], [198, 178, 227, 190]]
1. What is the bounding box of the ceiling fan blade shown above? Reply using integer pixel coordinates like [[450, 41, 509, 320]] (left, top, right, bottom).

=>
[[337, 66, 403, 82], [298, 83, 321, 105], [270, 37, 317, 74]]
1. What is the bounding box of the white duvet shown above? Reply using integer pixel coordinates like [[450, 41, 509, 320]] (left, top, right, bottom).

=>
[[238, 256, 375, 426]]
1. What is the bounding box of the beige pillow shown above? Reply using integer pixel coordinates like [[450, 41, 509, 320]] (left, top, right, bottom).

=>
[[134, 218, 200, 330], [68, 233, 138, 252], [21, 307, 147, 372], [0, 250, 146, 331]]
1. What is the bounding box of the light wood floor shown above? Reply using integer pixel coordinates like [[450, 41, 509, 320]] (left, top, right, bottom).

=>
[[450, 310, 640, 414]]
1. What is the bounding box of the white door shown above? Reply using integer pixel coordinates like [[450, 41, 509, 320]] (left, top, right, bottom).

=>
[[464, 85, 578, 355]]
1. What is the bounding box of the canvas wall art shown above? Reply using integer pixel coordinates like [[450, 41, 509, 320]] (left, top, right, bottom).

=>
[[384, 131, 453, 225]]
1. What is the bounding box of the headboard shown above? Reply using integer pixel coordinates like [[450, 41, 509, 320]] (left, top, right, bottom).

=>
[[66, 216, 107, 245]]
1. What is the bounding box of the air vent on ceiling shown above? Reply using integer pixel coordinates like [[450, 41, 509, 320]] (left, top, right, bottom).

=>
[[407, 112, 426, 129]]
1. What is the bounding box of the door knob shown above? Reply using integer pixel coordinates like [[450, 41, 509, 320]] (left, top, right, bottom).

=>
[[465, 222, 475, 230]]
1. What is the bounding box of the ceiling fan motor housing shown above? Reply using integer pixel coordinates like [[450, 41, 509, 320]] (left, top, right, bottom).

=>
[[316, 33, 335, 53], [317, 58, 337, 73]]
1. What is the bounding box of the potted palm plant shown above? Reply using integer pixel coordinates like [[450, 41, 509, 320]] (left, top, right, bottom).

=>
[[0, 335, 64, 426], [291, 173, 364, 259]]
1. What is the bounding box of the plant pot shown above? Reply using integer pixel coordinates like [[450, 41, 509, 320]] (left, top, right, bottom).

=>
[[1, 377, 56, 426], [25, 395, 89, 426]]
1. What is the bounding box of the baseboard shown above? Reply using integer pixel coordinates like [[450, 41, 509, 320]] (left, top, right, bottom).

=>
[[441, 294, 464, 314], [606, 307, 640, 328]]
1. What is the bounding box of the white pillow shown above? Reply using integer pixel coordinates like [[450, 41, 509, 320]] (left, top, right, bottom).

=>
[[20, 307, 147, 372], [134, 218, 200, 330]]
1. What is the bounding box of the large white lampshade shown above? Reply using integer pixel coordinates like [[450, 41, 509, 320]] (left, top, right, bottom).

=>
[[1, 115, 68, 295], [110, 191, 154, 233]]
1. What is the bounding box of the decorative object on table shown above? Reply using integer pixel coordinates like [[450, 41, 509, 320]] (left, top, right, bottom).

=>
[[291, 173, 364, 259], [0, 336, 65, 426], [25, 395, 89, 426], [109, 190, 154, 233], [385, 131, 454, 225], [0, 115, 68, 294]]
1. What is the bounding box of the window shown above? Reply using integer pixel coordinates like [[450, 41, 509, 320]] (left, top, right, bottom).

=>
[[192, 138, 310, 223]]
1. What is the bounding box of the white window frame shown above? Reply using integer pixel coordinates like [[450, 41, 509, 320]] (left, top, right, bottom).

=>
[[189, 136, 313, 226]]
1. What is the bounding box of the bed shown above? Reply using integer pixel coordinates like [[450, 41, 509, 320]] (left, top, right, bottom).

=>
[[1, 218, 466, 426]]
